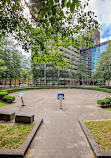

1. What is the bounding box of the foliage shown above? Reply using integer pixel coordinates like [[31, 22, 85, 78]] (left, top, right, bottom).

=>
[[1, 0, 101, 68], [0, 102, 8, 107], [1, 86, 111, 94], [0, 92, 8, 99], [20, 69, 28, 82], [0, 39, 22, 85], [0, 123, 34, 149], [0, 0, 30, 39], [0, 44, 6, 79], [97, 99, 110, 106], [97, 96, 111, 107], [106, 97, 111, 101], [93, 41, 111, 82], [74, 56, 89, 81], [3, 95, 15, 103], [106, 108, 111, 111], [85, 120, 111, 150]]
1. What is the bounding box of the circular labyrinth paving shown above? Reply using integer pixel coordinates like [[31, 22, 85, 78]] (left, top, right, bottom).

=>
[[3, 89, 111, 158]]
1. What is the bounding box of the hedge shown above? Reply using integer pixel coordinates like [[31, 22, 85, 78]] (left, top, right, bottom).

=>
[[0, 92, 8, 99], [3, 95, 15, 103], [106, 97, 111, 101], [1, 86, 111, 94], [1, 86, 111, 105], [97, 99, 110, 105]]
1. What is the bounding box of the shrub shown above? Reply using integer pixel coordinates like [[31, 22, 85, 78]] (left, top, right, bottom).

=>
[[3, 95, 15, 103], [97, 99, 110, 107], [1, 86, 111, 94], [97, 99, 105, 105], [106, 97, 111, 101], [0, 92, 8, 99]]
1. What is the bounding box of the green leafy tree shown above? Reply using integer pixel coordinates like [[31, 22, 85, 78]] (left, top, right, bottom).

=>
[[0, 41, 6, 81], [0, 39, 22, 87], [26, 69, 32, 86], [74, 56, 88, 85], [28, 0, 101, 68], [0, 55, 6, 81], [1, 0, 101, 69], [20, 69, 28, 83], [31, 62, 43, 85], [0, 0, 29, 38], [93, 41, 111, 85]]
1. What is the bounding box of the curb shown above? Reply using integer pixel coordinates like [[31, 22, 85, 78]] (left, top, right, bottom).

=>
[[79, 119, 111, 158], [0, 118, 43, 158]]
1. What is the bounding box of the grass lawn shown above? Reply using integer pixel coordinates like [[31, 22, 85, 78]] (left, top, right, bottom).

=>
[[0, 102, 8, 107], [105, 108, 111, 111], [85, 120, 111, 150], [0, 122, 34, 149]]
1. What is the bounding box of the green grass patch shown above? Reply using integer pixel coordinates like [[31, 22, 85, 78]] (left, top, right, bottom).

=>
[[105, 108, 111, 111], [0, 122, 34, 149], [85, 120, 111, 150], [0, 102, 8, 107]]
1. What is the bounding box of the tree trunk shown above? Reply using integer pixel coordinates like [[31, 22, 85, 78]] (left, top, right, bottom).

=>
[[3, 79, 6, 89], [15, 79, 16, 87], [108, 81, 109, 88], [10, 79, 11, 88]]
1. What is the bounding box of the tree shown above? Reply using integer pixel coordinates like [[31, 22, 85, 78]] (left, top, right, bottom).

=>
[[26, 69, 32, 86], [0, 0, 29, 38], [31, 61, 45, 85], [74, 56, 88, 85], [1, 0, 101, 69], [0, 39, 22, 87], [26, 0, 101, 69], [0, 52, 6, 82], [93, 41, 111, 84], [20, 69, 28, 83]]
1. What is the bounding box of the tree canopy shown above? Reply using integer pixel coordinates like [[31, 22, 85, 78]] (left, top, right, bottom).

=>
[[0, 0, 101, 68], [0, 39, 22, 84]]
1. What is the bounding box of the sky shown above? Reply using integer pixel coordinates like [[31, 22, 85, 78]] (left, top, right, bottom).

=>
[[84, 0, 111, 43]]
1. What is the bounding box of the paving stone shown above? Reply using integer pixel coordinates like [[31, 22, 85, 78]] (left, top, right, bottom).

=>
[[3, 89, 111, 158]]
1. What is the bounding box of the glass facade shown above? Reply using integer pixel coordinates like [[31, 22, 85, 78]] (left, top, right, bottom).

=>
[[80, 41, 108, 76], [91, 41, 108, 72]]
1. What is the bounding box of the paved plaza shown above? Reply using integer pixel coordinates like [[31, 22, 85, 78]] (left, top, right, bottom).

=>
[[1, 89, 111, 158]]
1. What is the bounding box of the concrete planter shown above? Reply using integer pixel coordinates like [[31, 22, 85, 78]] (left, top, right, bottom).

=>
[[79, 119, 111, 158], [0, 119, 43, 158]]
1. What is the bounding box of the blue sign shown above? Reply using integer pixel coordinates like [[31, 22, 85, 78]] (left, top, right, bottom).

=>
[[58, 94, 64, 100]]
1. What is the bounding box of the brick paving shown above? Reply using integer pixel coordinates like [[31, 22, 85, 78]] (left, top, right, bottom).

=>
[[1, 89, 111, 158]]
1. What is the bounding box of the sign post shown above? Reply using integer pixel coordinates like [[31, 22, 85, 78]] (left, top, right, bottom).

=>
[[18, 91, 25, 106], [58, 94, 64, 109]]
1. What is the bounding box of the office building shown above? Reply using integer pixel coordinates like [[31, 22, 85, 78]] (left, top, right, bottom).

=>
[[80, 41, 108, 76], [32, 46, 80, 85]]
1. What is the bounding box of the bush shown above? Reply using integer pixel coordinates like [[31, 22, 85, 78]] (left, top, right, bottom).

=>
[[106, 97, 111, 101], [0, 92, 8, 99], [3, 95, 15, 103], [1, 86, 111, 95], [97, 99, 111, 107]]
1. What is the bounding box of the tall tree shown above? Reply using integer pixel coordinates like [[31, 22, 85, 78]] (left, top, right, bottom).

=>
[[74, 56, 88, 85], [0, 39, 22, 87], [1, 0, 101, 69]]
